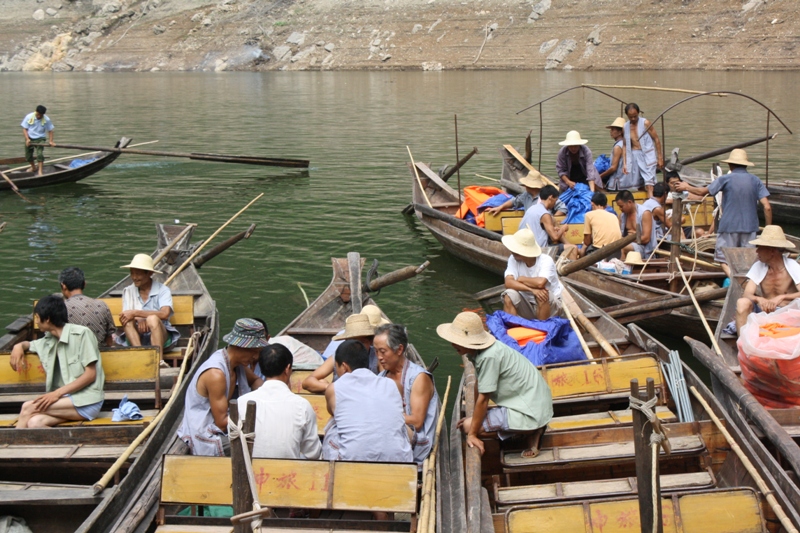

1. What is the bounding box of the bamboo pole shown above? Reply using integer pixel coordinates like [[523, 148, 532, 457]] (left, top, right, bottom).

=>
[[93, 332, 199, 494], [563, 288, 618, 358], [6, 140, 159, 173], [689, 386, 799, 533], [419, 375, 452, 533], [164, 193, 264, 285], [407, 146, 433, 209], [673, 259, 724, 357], [581, 84, 726, 96], [474, 173, 500, 182], [152, 223, 197, 268], [653, 249, 721, 270], [0, 170, 31, 202], [560, 289, 594, 360]]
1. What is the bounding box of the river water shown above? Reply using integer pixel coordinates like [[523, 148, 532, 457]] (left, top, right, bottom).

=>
[[1, 70, 798, 392]]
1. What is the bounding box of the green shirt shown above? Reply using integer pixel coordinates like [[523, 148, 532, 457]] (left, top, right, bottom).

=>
[[29, 323, 105, 407], [470, 341, 553, 431]]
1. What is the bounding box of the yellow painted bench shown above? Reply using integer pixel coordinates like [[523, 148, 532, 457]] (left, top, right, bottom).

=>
[[495, 469, 715, 508], [158, 455, 418, 526], [99, 295, 195, 328], [301, 393, 332, 436], [547, 405, 676, 432], [505, 488, 766, 533], [0, 346, 163, 417]]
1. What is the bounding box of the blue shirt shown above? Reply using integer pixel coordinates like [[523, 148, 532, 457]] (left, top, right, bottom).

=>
[[21, 112, 54, 140], [707, 168, 769, 233]]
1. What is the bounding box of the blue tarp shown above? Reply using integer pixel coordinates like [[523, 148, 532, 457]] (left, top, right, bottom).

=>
[[68, 157, 98, 169], [594, 154, 611, 174], [559, 182, 593, 224], [478, 193, 514, 212], [485, 311, 586, 366]]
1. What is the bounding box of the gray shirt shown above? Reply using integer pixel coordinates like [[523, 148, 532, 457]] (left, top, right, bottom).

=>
[[707, 168, 769, 233], [519, 202, 552, 248]]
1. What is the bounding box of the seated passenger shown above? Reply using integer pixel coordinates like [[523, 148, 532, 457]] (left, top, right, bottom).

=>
[[580, 192, 622, 258], [58, 266, 116, 347], [556, 130, 603, 192], [501, 228, 564, 320], [642, 183, 667, 246], [616, 190, 656, 259], [117, 254, 180, 350], [485, 171, 567, 217], [11, 295, 105, 428], [735, 226, 800, 333], [322, 340, 412, 462], [438, 312, 553, 458], [375, 324, 439, 465], [237, 344, 321, 459], [177, 319, 267, 456], [303, 312, 381, 393], [519, 185, 578, 260]]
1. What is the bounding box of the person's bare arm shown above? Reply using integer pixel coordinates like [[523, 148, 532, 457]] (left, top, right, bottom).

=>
[[324, 383, 336, 416], [198, 368, 230, 431], [640, 211, 653, 245], [541, 213, 565, 242], [244, 365, 264, 391], [674, 182, 709, 197], [600, 145, 623, 180], [9, 341, 31, 371], [486, 198, 514, 216], [760, 198, 772, 226], [644, 119, 663, 168], [405, 373, 435, 431], [33, 363, 97, 412], [743, 279, 777, 313], [48, 129, 55, 146], [467, 393, 490, 454], [120, 305, 171, 327], [303, 357, 335, 393], [505, 275, 547, 291]]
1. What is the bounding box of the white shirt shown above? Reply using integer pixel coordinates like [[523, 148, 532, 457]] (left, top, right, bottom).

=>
[[237, 380, 322, 460], [504, 253, 563, 303], [270, 335, 324, 366], [746, 256, 800, 286]]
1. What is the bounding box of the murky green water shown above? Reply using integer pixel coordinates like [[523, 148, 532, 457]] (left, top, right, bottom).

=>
[[1, 70, 798, 394]]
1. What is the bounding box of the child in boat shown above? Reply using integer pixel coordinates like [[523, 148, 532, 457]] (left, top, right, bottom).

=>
[[10, 295, 105, 428], [438, 311, 552, 458]]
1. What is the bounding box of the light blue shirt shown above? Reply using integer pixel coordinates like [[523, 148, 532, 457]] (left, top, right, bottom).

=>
[[21, 112, 54, 140]]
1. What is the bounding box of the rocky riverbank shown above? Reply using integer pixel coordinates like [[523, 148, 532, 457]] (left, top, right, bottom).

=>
[[0, 0, 797, 72]]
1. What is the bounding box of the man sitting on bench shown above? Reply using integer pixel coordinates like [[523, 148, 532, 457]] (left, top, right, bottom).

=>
[[10, 295, 105, 428], [117, 253, 180, 350], [736, 225, 800, 333], [59, 266, 116, 348], [237, 343, 321, 459], [438, 311, 553, 458], [501, 228, 564, 320], [178, 319, 267, 456], [322, 340, 412, 462]]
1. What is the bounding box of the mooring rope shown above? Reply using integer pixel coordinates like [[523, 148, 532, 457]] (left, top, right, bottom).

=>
[[629, 394, 669, 533], [228, 418, 262, 531]]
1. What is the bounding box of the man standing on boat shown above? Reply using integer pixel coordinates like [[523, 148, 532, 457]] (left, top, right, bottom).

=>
[[675, 149, 771, 278], [735, 226, 800, 332], [501, 228, 564, 320], [21, 105, 55, 176], [117, 254, 181, 350], [178, 318, 267, 456], [518, 185, 578, 260], [623, 103, 663, 198], [59, 267, 116, 348], [556, 131, 603, 192], [374, 324, 438, 466], [599, 118, 629, 190], [438, 311, 552, 458]]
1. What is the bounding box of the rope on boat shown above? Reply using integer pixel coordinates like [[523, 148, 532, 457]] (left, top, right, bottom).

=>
[[629, 394, 669, 533], [659, 350, 694, 424], [228, 418, 264, 531], [297, 283, 310, 308]]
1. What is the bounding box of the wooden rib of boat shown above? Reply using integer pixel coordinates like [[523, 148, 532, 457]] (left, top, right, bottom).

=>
[[685, 247, 800, 505], [98, 252, 448, 533], [0, 224, 220, 533], [451, 284, 800, 533], [0, 138, 131, 191]]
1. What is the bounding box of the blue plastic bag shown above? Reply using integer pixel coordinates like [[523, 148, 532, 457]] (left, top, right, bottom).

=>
[[485, 311, 586, 366]]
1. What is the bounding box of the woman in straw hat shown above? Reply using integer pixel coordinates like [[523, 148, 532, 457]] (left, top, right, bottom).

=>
[[500, 228, 564, 320], [675, 148, 772, 278], [599, 117, 630, 190], [438, 311, 552, 458], [302, 312, 383, 393], [735, 225, 800, 332], [117, 253, 181, 350], [556, 130, 603, 192]]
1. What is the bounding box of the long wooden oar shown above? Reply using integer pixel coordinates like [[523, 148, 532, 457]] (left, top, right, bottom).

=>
[[164, 194, 264, 285], [418, 375, 452, 533], [407, 146, 433, 209], [673, 258, 724, 357], [561, 290, 594, 360], [689, 386, 799, 533], [0, 170, 32, 202], [563, 288, 618, 357], [51, 143, 309, 168], [5, 140, 159, 173]]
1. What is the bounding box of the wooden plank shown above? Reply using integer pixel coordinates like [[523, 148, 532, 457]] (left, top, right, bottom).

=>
[[415, 162, 461, 199], [161, 455, 232, 506], [100, 295, 194, 327], [58, 410, 158, 427], [253, 458, 331, 509], [289, 371, 330, 395], [0, 487, 104, 505], [541, 356, 663, 400], [332, 462, 417, 513], [547, 406, 676, 432], [304, 393, 331, 435]]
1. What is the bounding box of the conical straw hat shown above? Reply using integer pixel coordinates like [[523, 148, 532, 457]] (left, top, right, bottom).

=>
[[501, 228, 543, 258], [436, 312, 496, 350], [558, 130, 588, 146], [749, 225, 795, 250], [720, 148, 754, 167], [120, 253, 162, 273]]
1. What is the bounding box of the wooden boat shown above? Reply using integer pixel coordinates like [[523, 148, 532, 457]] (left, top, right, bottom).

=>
[[0, 223, 220, 533], [685, 247, 800, 501], [92, 252, 446, 533], [0, 137, 131, 191], [449, 284, 800, 532]]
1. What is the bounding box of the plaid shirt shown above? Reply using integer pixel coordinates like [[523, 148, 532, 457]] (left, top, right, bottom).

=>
[[65, 294, 115, 347]]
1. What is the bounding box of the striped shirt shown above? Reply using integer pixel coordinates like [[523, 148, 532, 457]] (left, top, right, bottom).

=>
[[65, 294, 115, 347]]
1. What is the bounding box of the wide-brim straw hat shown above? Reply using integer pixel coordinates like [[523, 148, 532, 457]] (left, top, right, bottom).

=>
[[519, 170, 545, 189], [606, 117, 626, 129], [749, 225, 796, 250], [624, 251, 646, 265], [721, 148, 755, 167], [361, 304, 390, 327], [436, 312, 496, 350], [332, 313, 376, 341], [223, 318, 270, 349], [501, 228, 542, 258], [558, 130, 589, 146], [121, 253, 162, 274]]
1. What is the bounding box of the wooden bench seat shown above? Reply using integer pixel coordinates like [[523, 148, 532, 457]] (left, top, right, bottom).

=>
[[505, 488, 766, 533], [0, 444, 142, 461], [496, 469, 715, 508], [501, 434, 705, 472], [0, 410, 158, 428], [100, 295, 195, 328], [159, 455, 418, 524], [547, 406, 676, 432], [302, 394, 332, 436]]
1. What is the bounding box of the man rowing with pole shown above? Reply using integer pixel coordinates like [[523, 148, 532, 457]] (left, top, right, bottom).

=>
[[21, 105, 55, 176]]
